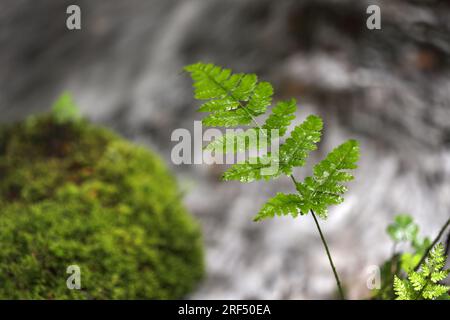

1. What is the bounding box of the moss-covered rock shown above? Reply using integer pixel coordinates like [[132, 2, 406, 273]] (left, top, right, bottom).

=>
[[0, 105, 204, 299]]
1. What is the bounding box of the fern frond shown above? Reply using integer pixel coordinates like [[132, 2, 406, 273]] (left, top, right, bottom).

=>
[[201, 109, 254, 127], [184, 63, 273, 127], [408, 272, 426, 291], [197, 98, 239, 112], [294, 140, 360, 218], [222, 115, 323, 182], [422, 284, 449, 300], [204, 128, 261, 153], [393, 243, 450, 300], [184, 63, 237, 100], [246, 82, 273, 115], [185, 62, 359, 300], [278, 115, 323, 175], [429, 242, 446, 270], [254, 193, 304, 222], [431, 270, 449, 283], [262, 99, 297, 137], [204, 98, 296, 153], [393, 276, 414, 300], [222, 154, 278, 182]]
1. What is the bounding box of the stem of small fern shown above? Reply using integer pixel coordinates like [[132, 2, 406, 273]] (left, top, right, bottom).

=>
[[289, 174, 345, 299], [248, 114, 344, 299], [310, 209, 346, 300], [413, 217, 450, 272]]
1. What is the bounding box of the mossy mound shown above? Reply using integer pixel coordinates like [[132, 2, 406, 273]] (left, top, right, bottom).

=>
[[0, 109, 204, 299]]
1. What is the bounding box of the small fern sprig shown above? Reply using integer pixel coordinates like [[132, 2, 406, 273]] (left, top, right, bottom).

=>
[[373, 215, 450, 300], [394, 243, 450, 300], [185, 62, 360, 299], [413, 218, 450, 272]]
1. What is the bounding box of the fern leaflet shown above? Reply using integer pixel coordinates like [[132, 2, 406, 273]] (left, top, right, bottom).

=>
[[222, 115, 323, 182], [254, 193, 304, 221], [262, 98, 297, 137], [294, 140, 359, 219], [184, 63, 273, 127], [393, 243, 450, 300]]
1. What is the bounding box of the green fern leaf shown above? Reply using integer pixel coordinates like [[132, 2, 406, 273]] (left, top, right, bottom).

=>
[[394, 243, 450, 300], [431, 270, 449, 283], [197, 98, 239, 112], [184, 63, 236, 100], [204, 97, 295, 153], [222, 115, 323, 182], [278, 115, 323, 175], [262, 98, 297, 137], [204, 128, 267, 153], [295, 139, 360, 218], [231, 74, 258, 100], [255, 139, 359, 221], [423, 284, 449, 300], [408, 272, 425, 291], [429, 243, 446, 270], [393, 276, 414, 300], [246, 81, 273, 115], [184, 63, 273, 127], [202, 109, 253, 127], [254, 193, 304, 222], [222, 154, 278, 182]]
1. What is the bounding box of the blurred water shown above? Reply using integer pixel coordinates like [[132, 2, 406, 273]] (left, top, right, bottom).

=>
[[1, 0, 449, 298]]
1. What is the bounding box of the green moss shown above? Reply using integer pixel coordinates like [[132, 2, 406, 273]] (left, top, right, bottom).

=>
[[0, 111, 204, 299]]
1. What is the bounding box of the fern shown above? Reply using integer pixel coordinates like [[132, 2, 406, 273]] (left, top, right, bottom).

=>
[[294, 139, 359, 219], [255, 193, 305, 220], [184, 63, 273, 127], [254, 140, 359, 221], [393, 243, 450, 300], [373, 214, 450, 300], [262, 99, 297, 137], [185, 62, 360, 299]]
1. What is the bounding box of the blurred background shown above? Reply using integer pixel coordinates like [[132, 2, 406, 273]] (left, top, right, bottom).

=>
[[1, 0, 449, 299]]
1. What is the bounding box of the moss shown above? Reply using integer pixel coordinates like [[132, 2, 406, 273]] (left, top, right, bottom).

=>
[[0, 112, 204, 299]]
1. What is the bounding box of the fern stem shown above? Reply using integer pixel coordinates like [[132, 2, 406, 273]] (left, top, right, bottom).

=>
[[310, 209, 345, 300], [289, 174, 345, 299], [413, 217, 450, 272]]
